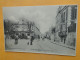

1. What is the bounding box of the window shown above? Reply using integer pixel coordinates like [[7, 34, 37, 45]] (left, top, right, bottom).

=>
[[61, 12, 66, 23], [71, 6, 77, 20], [60, 24, 66, 32]]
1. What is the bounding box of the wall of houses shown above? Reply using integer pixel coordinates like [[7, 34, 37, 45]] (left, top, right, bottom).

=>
[[55, 5, 77, 47], [66, 5, 77, 47]]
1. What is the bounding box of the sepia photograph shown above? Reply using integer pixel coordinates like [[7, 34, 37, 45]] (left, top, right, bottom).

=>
[[3, 5, 78, 56]]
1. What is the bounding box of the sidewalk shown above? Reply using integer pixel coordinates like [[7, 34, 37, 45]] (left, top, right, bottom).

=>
[[50, 41, 75, 50]]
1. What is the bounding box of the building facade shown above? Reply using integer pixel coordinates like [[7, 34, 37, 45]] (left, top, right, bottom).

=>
[[55, 5, 77, 47], [11, 20, 41, 39]]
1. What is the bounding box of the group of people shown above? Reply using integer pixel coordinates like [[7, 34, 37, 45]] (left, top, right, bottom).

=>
[[14, 34, 35, 45]]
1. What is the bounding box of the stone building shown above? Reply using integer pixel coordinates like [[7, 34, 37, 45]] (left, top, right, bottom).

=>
[[11, 19, 41, 39], [55, 5, 77, 46]]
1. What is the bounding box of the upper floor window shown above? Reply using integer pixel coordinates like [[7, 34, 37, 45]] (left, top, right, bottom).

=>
[[61, 12, 66, 23], [71, 6, 77, 20]]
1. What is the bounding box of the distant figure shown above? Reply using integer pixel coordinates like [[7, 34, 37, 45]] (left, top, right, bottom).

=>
[[15, 34, 18, 45], [27, 35, 31, 45], [30, 35, 34, 45], [61, 36, 66, 44]]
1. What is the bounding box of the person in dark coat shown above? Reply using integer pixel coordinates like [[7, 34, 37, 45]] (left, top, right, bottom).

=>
[[15, 34, 18, 45], [30, 35, 34, 45]]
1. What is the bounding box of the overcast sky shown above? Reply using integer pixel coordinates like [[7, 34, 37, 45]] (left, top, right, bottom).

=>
[[3, 5, 59, 34]]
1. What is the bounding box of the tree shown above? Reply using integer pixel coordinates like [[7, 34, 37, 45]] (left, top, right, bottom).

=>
[[4, 19, 15, 35]]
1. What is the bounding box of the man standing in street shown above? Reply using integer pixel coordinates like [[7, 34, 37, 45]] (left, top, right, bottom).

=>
[[15, 34, 18, 45], [30, 35, 34, 45]]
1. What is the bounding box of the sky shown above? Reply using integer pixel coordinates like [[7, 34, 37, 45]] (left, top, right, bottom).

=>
[[3, 5, 59, 34]]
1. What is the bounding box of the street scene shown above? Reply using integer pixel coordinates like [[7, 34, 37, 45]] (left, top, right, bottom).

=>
[[3, 5, 77, 56]]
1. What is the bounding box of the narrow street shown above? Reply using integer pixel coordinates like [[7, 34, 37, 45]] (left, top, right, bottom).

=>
[[5, 39, 75, 56]]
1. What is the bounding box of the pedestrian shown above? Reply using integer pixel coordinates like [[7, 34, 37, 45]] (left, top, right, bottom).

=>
[[15, 34, 18, 45], [27, 35, 31, 45], [30, 35, 34, 45]]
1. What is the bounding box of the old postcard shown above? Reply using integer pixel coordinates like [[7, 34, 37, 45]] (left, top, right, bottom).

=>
[[3, 5, 78, 56]]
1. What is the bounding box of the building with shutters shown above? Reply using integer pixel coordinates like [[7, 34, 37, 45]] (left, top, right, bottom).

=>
[[55, 5, 77, 46]]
